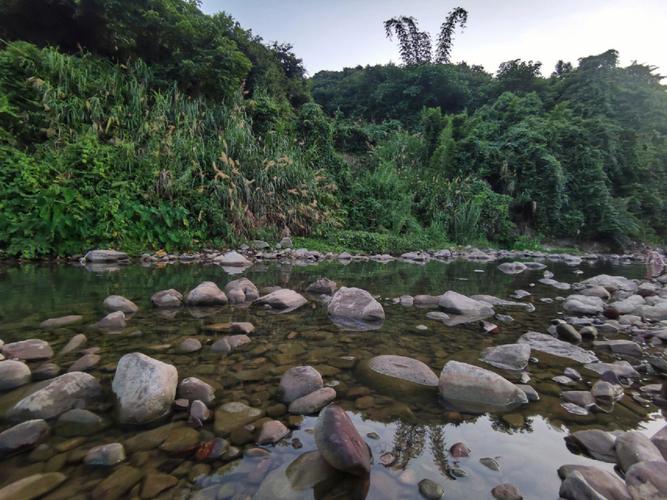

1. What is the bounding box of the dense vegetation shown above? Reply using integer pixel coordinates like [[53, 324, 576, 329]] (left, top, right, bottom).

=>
[[1, 1, 666, 257]]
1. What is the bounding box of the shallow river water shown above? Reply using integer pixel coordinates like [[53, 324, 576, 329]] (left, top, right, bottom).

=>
[[0, 257, 662, 499]]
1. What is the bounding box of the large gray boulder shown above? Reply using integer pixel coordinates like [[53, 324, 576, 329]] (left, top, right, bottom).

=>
[[563, 295, 604, 315], [0, 360, 31, 391], [215, 251, 251, 267], [518, 332, 598, 364], [255, 289, 307, 313], [112, 353, 178, 425], [315, 404, 371, 476], [6, 372, 103, 421], [438, 291, 494, 317], [481, 344, 531, 371], [184, 281, 227, 306], [279, 366, 323, 403], [565, 429, 617, 462], [224, 278, 259, 304], [557, 465, 630, 500], [327, 287, 384, 329], [306, 278, 337, 295], [579, 274, 637, 293], [625, 461, 667, 500], [615, 431, 663, 471], [438, 361, 528, 412]]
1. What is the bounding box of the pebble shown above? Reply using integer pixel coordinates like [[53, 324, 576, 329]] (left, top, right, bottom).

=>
[[418, 478, 444, 499]]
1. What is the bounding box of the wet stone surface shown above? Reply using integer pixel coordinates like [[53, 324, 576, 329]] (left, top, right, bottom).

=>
[[0, 255, 662, 499]]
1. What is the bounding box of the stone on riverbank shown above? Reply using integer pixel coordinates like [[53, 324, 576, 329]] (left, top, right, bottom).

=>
[[84, 249, 128, 262], [185, 281, 228, 306], [151, 289, 183, 308], [215, 251, 251, 267], [438, 291, 494, 317], [2, 339, 53, 361], [358, 355, 438, 398], [517, 332, 598, 363], [288, 387, 337, 415], [0, 472, 67, 500], [7, 372, 103, 421], [112, 353, 178, 425], [0, 419, 50, 458], [103, 295, 138, 313], [255, 289, 307, 313], [178, 377, 215, 405], [327, 287, 385, 329], [93, 311, 126, 330], [0, 360, 31, 391], [481, 344, 531, 371], [306, 278, 337, 295], [224, 278, 259, 303], [315, 404, 371, 476], [438, 361, 528, 412]]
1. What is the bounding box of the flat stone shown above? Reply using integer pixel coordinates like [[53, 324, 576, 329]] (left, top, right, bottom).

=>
[[91, 465, 143, 500], [177, 337, 201, 353], [584, 361, 640, 378], [40, 315, 83, 329], [2, 339, 53, 361], [518, 332, 598, 363], [55, 409, 107, 437], [59, 334, 87, 356], [255, 289, 307, 313], [68, 353, 100, 372], [361, 355, 438, 395], [84, 442, 126, 466], [84, 249, 128, 262], [159, 427, 200, 455], [306, 278, 337, 295], [288, 387, 337, 415], [625, 461, 667, 500], [151, 289, 183, 308], [439, 291, 494, 317], [214, 402, 264, 435], [481, 344, 531, 371], [0, 472, 66, 500], [593, 340, 642, 357], [315, 404, 371, 476], [491, 483, 523, 500], [257, 420, 290, 445], [31, 363, 60, 381], [0, 419, 50, 458], [7, 372, 103, 421], [140, 473, 178, 499]]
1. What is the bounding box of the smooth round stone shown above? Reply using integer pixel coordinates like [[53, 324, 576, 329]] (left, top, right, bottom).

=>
[[480, 457, 501, 471], [39, 315, 83, 329], [68, 353, 100, 372], [491, 483, 523, 499], [178, 377, 215, 405], [0, 360, 31, 390], [288, 387, 337, 415], [419, 478, 444, 499], [55, 409, 108, 437], [358, 355, 438, 399], [0, 419, 50, 458], [141, 473, 178, 498], [214, 402, 264, 435], [556, 323, 582, 343], [31, 363, 60, 381], [91, 465, 143, 499], [185, 281, 228, 306], [0, 472, 66, 499], [2, 339, 53, 361], [450, 442, 470, 457], [103, 295, 138, 313], [84, 442, 126, 466], [59, 334, 87, 356], [279, 366, 323, 403], [257, 420, 290, 445], [151, 289, 183, 308], [177, 338, 202, 353]]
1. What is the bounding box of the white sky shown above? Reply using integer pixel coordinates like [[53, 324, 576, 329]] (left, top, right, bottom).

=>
[[200, 0, 666, 77]]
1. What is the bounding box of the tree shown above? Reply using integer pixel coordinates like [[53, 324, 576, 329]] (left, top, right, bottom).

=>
[[384, 8, 468, 66], [436, 7, 468, 64]]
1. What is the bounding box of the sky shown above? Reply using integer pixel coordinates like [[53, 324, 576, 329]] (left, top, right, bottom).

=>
[[200, 0, 666, 78]]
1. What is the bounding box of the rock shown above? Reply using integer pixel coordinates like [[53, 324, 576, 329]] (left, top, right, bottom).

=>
[[418, 478, 444, 499], [306, 278, 337, 295], [327, 287, 385, 329], [591, 380, 624, 403], [177, 337, 201, 353], [539, 278, 571, 290], [40, 315, 83, 329], [0, 472, 67, 500], [215, 250, 252, 266], [141, 473, 178, 498], [178, 377, 215, 405], [438, 291, 494, 317], [103, 295, 138, 313], [556, 323, 582, 343], [2, 339, 53, 361], [214, 402, 264, 435], [579, 274, 637, 293], [84, 249, 128, 262], [558, 465, 630, 500], [151, 289, 183, 308], [565, 429, 617, 462], [491, 483, 523, 500], [615, 431, 663, 471], [257, 420, 290, 445], [471, 295, 535, 312], [7, 372, 103, 421], [279, 236, 293, 248], [438, 361, 528, 412], [516, 384, 540, 401], [55, 408, 107, 437], [210, 335, 251, 354], [480, 344, 530, 371], [0, 419, 50, 458], [59, 334, 87, 356], [189, 400, 211, 426], [580, 286, 611, 300], [518, 332, 598, 363], [584, 361, 640, 379], [0, 360, 31, 390], [609, 295, 645, 314], [426, 311, 450, 322], [511, 290, 531, 299], [85, 442, 126, 466], [91, 465, 143, 500], [559, 470, 607, 500], [288, 387, 337, 415], [159, 426, 200, 454], [315, 404, 371, 476], [224, 278, 259, 304], [360, 355, 438, 395], [255, 289, 307, 313], [185, 281, 228, 306], [553, 375, 576, 386], [68, 353, 100, 372], [415, 295, 441, 306], [112, 353, 178, 425], [636, 302, 667, 321], [564, 367, 582, 381], [480, 457, 501, 471], [651, 425, 667, 459], [279, 366, 323, 403], [450, 442, 470, 457], [563, 295, 604, 315], [93, 311, 126, 330], [625, 461, 667, 500], [579, 326, 598, 339], [31, 363, 60, 380], [593, 340, 642, 357], [497, 262, 528, 274]]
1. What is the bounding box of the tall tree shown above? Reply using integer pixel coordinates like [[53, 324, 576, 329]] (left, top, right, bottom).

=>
[[435, 7, 468, 64], [384, 16, 431, 65]]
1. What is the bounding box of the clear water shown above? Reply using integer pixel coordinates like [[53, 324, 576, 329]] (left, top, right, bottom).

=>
[[0, 258, 661, 499]]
